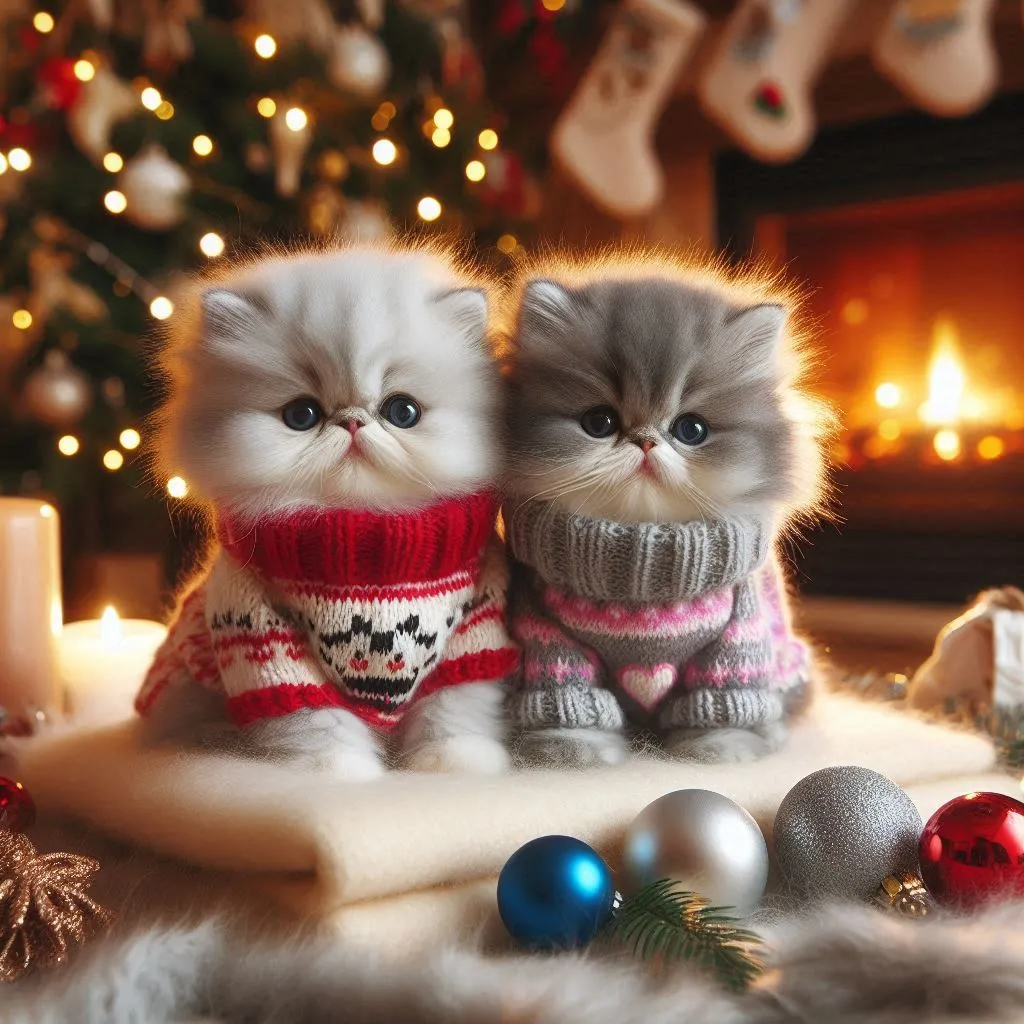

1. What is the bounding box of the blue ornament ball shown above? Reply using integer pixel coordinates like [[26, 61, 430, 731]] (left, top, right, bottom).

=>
[[497, 835, 615, 951]]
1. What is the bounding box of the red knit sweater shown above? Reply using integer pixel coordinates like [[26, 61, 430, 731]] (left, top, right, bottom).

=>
[[136, 493, 520, 730]]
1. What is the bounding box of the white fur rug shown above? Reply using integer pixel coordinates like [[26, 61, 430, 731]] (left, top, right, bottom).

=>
[[6, 902, 1024, 1023]]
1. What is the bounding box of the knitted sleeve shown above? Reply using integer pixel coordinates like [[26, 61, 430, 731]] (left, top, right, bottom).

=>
[[507, 567, 626, 732], [658, 563, 808, 731], [135, 583, 221, 717], [421, 539, 521, 690], [203, 552, 338, 727]]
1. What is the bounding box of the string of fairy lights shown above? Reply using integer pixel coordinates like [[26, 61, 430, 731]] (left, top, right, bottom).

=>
[[3, 12, 515, 502]]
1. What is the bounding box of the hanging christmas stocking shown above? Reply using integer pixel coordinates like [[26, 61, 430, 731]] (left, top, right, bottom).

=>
[[550, 0, 706, 220], [698, 0, 854, 164], [873, 0, 998, 117]]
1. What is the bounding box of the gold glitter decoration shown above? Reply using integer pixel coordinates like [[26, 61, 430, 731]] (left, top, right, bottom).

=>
[[0, 829, 112, 983], [876, 871, 932, 918]]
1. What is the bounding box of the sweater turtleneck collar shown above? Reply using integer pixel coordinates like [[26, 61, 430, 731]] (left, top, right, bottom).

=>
[[504, 500, 769, 604], [217, 491, 498, 587]]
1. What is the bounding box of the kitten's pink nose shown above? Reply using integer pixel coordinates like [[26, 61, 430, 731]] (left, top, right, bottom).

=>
[[634, 437, 657, 454], [340, 417, 362, 436]]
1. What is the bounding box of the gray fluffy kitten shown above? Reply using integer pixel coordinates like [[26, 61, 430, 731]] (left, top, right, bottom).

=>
[[502, 252, 829, 766], [141, 243, 511, 777]]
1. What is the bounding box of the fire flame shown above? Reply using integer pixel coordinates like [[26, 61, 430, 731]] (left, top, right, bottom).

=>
[[919, 318, 966, 425], [100, 605, 122, 646]]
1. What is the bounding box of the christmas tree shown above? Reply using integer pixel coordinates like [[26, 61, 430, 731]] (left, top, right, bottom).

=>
[[0, 0, 605, 609]]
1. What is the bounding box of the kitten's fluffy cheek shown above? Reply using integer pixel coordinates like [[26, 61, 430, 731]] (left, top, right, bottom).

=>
[[193, 413, 326, 496], [687, 452, 763, 508], [407, 409, 498, 487]]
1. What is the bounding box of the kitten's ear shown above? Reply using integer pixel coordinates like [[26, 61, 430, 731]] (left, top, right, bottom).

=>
[[519, 279, 578, 336], [433, 287, 488, 344], [199, 287, 267, 340], [725, 303, 787, 361]]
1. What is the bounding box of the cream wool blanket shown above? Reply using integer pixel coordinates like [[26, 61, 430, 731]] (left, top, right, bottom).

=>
[[15, 694, 1020, 954]]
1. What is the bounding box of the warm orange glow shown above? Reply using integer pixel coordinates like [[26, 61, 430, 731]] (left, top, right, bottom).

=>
[[878, 418, 901, 441], [831, 440, 852, 465], [933, 428, 961, 461], [863, 436, 894, 460], [842, 298, 869, 326], [977, 435, 1005, 461], [920, 319, 966, 425], [875, 383, 901, 409]]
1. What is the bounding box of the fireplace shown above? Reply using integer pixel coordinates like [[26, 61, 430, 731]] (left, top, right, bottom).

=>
[[716, 93, 1024, 604]]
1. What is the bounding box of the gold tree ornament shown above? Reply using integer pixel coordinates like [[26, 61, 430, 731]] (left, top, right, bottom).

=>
[[0, 830, 112, 983], [876, 871, 933, 918]]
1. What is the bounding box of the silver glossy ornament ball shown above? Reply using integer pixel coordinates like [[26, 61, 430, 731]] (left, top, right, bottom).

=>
[[622, 789, 769, 916], [773, 765, 922, 902]]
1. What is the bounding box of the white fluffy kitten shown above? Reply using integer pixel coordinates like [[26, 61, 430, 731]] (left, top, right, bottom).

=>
[[145, 244, 509, 776], [159, 247, 499, 517]]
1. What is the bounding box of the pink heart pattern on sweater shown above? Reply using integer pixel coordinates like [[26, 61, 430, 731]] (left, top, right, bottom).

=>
[[617, 663, 678, 710]]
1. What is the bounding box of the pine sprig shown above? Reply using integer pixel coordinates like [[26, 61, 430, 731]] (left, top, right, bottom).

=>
[[602, 880, 766, 992]]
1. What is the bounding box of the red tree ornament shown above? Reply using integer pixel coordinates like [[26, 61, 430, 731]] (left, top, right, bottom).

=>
[[0, 778, 36, 832], [37, 58, 83, 111], [919, 791, 1024, 908]]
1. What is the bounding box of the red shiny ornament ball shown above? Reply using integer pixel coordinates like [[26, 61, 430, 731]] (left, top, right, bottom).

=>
[[919, 792, 1024, 908], [37, 57, 83, 111], [0, 776, 36, 831]]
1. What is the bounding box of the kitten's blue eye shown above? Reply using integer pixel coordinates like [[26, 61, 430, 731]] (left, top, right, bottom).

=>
[[282, 397, 322, 431], [580, 406, 619, 438], [381, 394, 422, 429], [671, 413, 709, 446]]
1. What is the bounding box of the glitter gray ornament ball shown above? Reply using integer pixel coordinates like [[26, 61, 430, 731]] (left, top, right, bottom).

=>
[[622, 789, 769, 916], [773, 766, 923, 902]]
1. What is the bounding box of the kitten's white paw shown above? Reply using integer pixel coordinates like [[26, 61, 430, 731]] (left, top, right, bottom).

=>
[[241, 707, 384, 779], [518, 728, 629, 769], [664, 727, 776, 764], [405, 734, 511, 775], [319, 748, 386, 781]]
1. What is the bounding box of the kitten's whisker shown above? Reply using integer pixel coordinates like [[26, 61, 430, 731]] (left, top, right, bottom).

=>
[[512, 465, 611, 510]]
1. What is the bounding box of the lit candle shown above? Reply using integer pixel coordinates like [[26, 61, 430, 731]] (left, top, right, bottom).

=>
[[0, 498, 62, 715], [58, 606, 167, 723]]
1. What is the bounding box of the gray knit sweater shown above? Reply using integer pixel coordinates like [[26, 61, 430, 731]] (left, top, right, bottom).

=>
[[505, 502, 810, 733]]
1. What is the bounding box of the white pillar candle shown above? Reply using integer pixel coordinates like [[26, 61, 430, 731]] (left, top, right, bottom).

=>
[[58, 606, 167, 724], [0, 498, 62, 715]]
